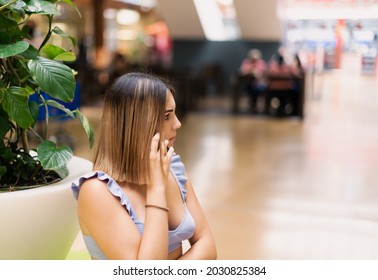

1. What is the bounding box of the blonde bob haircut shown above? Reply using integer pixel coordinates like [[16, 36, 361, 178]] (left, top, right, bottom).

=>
[[93, 72, 174, 185]]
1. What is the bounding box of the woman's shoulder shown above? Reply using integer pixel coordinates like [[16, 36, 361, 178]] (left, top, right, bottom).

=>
[[80, 175, 108, 193], [72, 171, 104, 194], [71, 171, 135, 214], [71, 171, 121, 199]]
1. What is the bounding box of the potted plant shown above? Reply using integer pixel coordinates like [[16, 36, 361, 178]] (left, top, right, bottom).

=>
[[0, 0, 94, 259]]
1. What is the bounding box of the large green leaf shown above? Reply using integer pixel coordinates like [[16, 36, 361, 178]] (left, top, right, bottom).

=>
[[2, 87, 34, 129], [0, 0, 26, 17], [0, 15, 21, 43], [52, 165, 68, 179], [27, 57, 76, 102], [28, 100, 39, 124], [0, 0, 26, 8], [25, 0, 60, 15], [37, 140, 72, 170], [77, 110, 94, 148], [0, 41, 29, 58], [40, 44, 76, 61], [19, 44, 39, 59], [0, 13, 18, 32], [58, 0, 81, 18], [8, 0, 26, 11], [0, 0, 14, 5]]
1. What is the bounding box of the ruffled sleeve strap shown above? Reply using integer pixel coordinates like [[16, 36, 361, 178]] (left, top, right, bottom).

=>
[[71, 171, 137, 220], [170, 153, 189, 202]]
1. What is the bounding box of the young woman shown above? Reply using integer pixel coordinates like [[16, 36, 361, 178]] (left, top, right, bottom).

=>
[[72, 72, 217, 260]]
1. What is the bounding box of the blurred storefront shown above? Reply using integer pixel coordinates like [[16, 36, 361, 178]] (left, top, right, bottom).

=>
[[278, 0, 378, 75], [28, 0, 378, 106], [47, 0, 171, 104]]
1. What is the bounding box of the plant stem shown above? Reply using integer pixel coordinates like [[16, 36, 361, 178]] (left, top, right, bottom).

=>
[[28, 128, 44, 142], [21, 128, 30, 154], [39, 92, 49, 140], [30, 163, 42, 180], [0, 58, 6, 71], [0, 59, 10, 85], [38, 15, 53, 51], [7, 58, 22, 85]]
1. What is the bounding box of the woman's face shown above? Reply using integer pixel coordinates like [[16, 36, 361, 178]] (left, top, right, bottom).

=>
[[163, 91, 181, 147]]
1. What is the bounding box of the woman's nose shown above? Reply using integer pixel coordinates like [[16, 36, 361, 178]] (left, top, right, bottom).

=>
[[174, 117, 181, 130]]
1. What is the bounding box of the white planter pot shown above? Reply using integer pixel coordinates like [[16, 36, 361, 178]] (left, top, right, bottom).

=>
[[0, 156, 92, 260]]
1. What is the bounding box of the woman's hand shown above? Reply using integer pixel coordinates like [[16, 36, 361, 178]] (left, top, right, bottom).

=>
[[139, 132, 173, 259], [149, 133, 174, 188]]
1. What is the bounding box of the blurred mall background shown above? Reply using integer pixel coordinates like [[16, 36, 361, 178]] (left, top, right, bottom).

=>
[[29, 0, 378, 259], [31, 0, 377, 109]]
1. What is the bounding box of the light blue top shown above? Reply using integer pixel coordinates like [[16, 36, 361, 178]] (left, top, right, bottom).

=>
[[71, 153, 196, 259]]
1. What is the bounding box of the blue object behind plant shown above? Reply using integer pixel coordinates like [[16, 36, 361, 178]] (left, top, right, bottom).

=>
[[30, 82, 81, 122]]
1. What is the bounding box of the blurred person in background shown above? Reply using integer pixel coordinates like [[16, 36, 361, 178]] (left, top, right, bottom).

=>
[[107, 51, 130, 86], [266, 49, 303, 116], [239, 48, 267, 113]]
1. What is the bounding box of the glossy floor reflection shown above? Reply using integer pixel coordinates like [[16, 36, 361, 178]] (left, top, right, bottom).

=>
[[67, 71, 378, 259]]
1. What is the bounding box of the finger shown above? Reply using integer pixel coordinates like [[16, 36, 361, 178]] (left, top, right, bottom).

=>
[[159, 139, 169, 154], [166, 146, 174, 161], [151, 133, 160, 152]]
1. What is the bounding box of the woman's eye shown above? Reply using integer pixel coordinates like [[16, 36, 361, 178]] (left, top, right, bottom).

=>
[[164, 114, 170, 120]]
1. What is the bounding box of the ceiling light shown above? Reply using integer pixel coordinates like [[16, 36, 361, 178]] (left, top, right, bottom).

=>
[[116, 9, 140, 25], [113, 0, 156, 9], [193, 0, 240, 41]]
